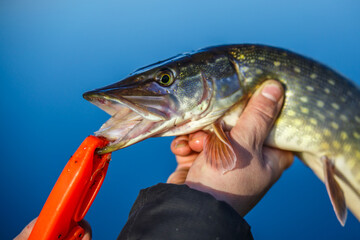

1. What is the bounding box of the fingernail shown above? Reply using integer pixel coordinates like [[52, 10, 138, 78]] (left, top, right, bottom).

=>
[[261, 83, 282, 102], [174, 140, 187, 149]]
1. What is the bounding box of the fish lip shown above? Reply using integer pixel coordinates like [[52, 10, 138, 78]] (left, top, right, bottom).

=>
[[83, 91, 174, 153], [83, 91, 169, 121]]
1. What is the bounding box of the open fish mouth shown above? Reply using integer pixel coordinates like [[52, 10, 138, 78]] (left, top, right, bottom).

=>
[[83, 92, 173, 154]]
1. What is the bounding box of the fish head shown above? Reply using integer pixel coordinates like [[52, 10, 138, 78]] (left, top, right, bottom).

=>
[[83, 50, 236, 153]]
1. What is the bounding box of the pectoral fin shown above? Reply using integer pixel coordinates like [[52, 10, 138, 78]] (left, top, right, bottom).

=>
[[322, 156, 347, 226], [204, 121, 237, 173]]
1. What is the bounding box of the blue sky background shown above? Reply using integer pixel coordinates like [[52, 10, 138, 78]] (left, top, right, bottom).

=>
[[1, 0, 360, 239]]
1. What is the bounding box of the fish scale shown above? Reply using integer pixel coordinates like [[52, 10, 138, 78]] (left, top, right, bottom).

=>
[[222, 45, 360, 223], [227, 45, 360, 179], [84, 44, 360, 224]]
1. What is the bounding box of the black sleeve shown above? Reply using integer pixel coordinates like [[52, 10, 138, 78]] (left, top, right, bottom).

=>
[[117, 183, 254, 240]]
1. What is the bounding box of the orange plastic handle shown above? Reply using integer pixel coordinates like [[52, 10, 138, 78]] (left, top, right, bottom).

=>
[[29, 135, 111, 240]]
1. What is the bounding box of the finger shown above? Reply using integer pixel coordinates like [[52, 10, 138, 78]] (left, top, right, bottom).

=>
[[14, 218, 37, 240], [167, 168, 190, 184], [231, 80, 284, 147], [188, 131, 207, 152], [172, 135, 199, 166], [171, 135, 191, 156], [168, 153, 198, 184], [263, 146, 294, 182], [175, 153, 199, 166], [79, 219, 92, 240]]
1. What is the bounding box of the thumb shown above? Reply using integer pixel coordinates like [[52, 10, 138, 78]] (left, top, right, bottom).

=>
[[231, 80, 284, 147], [14, 218, 37, 240], [14, 218, 92, 240], [79, 219, 92, 240]]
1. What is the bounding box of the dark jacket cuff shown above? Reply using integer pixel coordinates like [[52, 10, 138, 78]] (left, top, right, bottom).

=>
[[118, 183, 253, 240]]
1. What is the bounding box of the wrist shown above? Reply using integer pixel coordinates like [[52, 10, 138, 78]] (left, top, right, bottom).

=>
[[185, 180, 246, 216]]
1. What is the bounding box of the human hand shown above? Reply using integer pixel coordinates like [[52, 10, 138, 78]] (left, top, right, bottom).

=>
[[14, 218, 92, 240], [167, 131, 207, 184], [168, 80, 294, 216]]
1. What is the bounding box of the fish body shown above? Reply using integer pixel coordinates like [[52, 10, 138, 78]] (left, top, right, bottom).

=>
[[83, 44, 360, 224]]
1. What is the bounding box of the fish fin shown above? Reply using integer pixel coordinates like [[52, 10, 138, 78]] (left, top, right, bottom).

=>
[[167, 168, 189, 184], [204, 121, 237, 173], [322, 156, 347, 226]]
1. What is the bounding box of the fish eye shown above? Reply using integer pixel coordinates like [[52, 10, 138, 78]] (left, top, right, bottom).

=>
[[157, 71, 174, 86]]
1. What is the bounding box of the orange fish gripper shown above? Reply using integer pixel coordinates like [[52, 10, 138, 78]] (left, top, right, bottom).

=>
[[28, 135, 111, 240]]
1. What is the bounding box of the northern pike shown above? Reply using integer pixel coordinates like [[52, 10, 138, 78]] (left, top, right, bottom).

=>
[[83, 44, 360, 225]]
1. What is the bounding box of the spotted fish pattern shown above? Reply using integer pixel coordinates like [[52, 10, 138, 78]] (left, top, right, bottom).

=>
[[84, 44, 360, 225], [223, 45, 360, 224]]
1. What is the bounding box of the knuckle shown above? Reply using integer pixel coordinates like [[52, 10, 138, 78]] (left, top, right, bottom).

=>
[[252, 98, 278, 123]]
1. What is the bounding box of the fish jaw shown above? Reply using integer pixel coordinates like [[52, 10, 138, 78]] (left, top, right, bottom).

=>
[[83, 90, 215, 153], [83, 92, 169, 121], [83, 90, 179, 153]]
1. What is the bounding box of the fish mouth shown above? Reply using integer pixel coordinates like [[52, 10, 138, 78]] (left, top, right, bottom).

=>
[[83, 91, 174, 154]]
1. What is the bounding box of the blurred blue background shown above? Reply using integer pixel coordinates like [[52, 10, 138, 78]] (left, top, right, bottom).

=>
[[1, 0, 359, 239]]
